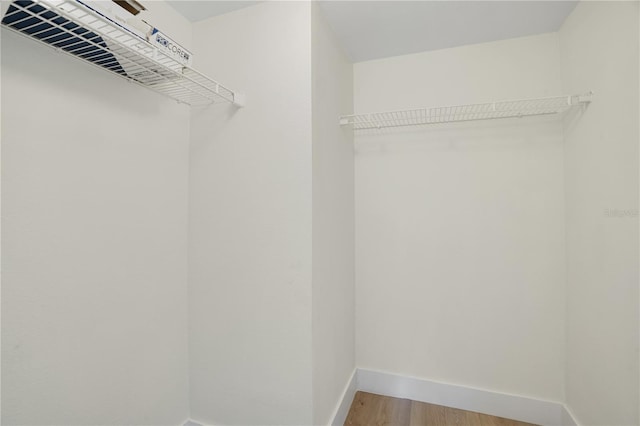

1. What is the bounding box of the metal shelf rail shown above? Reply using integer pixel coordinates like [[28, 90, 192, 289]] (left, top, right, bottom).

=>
[[339, 93, 592, 130], [2, 0, 244, 107]]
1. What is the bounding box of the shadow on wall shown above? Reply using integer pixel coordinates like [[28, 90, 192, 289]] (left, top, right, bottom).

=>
[[189, 102, 245, 156], [354, 116, 566, 155]]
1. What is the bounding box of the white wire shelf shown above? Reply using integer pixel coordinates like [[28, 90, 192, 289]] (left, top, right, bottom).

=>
[[340, 93, 592, 130], [2, 0, 244, 107]]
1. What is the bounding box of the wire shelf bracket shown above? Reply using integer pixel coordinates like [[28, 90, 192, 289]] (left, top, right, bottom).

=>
[[340, 93, 593, 130], [2, 0, 245, 107]]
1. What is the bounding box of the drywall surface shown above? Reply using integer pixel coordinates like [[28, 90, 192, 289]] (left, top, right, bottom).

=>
[[1, 26, 190, 426], [142, 0, 192, 50], [354, 33, 566, 402], [188, 2, 314, 424], [311, 4, 355, 425], [560, 2, 639, 425]]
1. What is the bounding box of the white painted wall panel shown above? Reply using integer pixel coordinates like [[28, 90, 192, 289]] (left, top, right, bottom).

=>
[[354, 33, 566, 402], [1, 19, 190, 423], [560, 2, 639, 424], [311, 4, 355, 425], [188, 3, 314, 424]]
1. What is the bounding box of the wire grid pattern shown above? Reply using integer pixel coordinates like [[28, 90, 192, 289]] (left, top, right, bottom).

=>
[[2, 0, 237, 106], [341, 96, 582, 130]]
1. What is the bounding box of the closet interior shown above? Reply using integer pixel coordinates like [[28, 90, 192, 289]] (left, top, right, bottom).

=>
[[1, 1, 638, 426]]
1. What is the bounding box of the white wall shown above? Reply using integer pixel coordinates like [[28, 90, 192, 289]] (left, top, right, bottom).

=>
[[188, 3, 314, 425], [1, 1, 191, 421], [560, 2, 639, 425], [354, 33, 566, 402], [142, 1, 192, 52], [311, 5, 355, 425]]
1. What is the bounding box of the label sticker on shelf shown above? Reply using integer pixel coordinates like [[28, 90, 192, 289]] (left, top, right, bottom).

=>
[[149, 28, 192, 67]]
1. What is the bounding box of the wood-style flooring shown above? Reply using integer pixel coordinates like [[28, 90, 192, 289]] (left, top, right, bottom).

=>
[[344, 391, 538, 426]]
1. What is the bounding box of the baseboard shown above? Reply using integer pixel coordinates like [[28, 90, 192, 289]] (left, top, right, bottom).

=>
[[183, 369, 579, 426], [330, 369, 358, 426], [355, 369, 568, 426]]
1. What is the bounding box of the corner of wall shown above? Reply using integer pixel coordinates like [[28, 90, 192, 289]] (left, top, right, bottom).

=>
[[311, 3, 356, 425]]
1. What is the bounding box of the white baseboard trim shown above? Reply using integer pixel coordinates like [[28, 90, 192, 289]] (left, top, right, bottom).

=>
[[352, 369, 571, 426], [184, 369, 580, 426], [330, 369, 358, 426]]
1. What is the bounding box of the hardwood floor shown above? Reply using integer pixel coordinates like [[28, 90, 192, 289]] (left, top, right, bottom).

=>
[[344, 391, 538, 426]]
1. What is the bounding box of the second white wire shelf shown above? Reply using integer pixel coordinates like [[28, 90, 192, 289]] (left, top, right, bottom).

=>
[[340, 93, 592, 130]]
